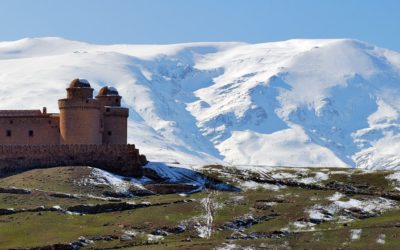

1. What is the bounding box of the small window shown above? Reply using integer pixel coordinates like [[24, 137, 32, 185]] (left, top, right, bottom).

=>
[[115, 98, 119, 103], [6, 130, 11, 137], [29, 130, 34, 137], [48, 120, 51, 124], [86, 100, 89, 103], [108, 131, 112, 136], [106, 108, 110, 112], [9, 120, 13, 124]]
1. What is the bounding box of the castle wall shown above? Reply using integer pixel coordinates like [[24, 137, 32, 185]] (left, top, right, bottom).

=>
[[0, 144, 146, 177], [0, 116, 59, 145], [96, 95, 121, 107], [59, 99, 102, 145], [67, 87, 93, 99], [102, 107, 128, 144]]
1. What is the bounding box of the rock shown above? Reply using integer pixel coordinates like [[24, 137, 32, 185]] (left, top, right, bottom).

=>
[[102, 191, 131, 198], [309, 218, 323, 224], [221, 214, 279, 230], [70, 241, 84, 249], [171, 224, 186, 234], [67, 202, 150, 214], [120, 234, 133, 241], [89, 235, 118, 241], [77, 236, 93, 246], [49, 193, 77, 199], [0, 208, 15, 215], [144, 183, 200, 194], [0, 187, 31, 194], [152, 229, 169, 236], [227, 230, 290, 240], [326, 181, 358, 193], [152, 224, 185, 236], [129, 188, 156, 197], [27, 243, 73, 250]]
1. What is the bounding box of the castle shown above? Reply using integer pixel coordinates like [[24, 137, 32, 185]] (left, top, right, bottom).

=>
[[0, 79, 146, 177]]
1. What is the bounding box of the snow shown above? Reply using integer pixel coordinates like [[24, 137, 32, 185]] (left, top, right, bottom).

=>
[[77, 167, 146, 193], [377, 234, 386, 244], [215, 244, 239, 250], [350, 229, 362, 241], [271, 172, 298, 179], [65, 211, 81, 215], [195, 194, 215, 239], [307, 196, 397, 223], [146, 234, 164, 243], [0, 37, 400, 169], [299, 172, 329, 184], [334, 198, 395, 213], [386, 171, 400, 184], [328, 192, 344, 201], [240, 180, 284, 191], [289, 221, 315, 231], [215, 244, 256, 250]]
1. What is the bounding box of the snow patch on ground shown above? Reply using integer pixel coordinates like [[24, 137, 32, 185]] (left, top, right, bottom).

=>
[[299, 172, 329, 184], [377, 234, 386, 244], [195, 193, 217, 239], [146, 234, 164, 243], [215, 244, 255, 250], [386, 171, 400, 190], [334, 197, 395, 213], [308, 197, 397, 223], [240, 180, 285, 191], [270, 171, 328, 185], [386, 172, 400, 181], [272, 172, 298, 179], [328, 192, 345, 201], [76, 167, 146, 194], [350, 229, 362, 241], [286, 221, 316, 232]]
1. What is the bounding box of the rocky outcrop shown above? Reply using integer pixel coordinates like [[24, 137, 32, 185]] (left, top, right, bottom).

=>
[[144, 183, 200, 194], [0, 187, 31, 194]]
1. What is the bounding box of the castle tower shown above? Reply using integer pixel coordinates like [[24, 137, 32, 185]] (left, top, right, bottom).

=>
[[96, 86, 128, 144], [58, 79, 102, 144]]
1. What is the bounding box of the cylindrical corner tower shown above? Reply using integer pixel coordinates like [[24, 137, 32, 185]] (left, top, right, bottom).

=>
[[96, 86, 129, 144], [58, 79, 102, 144]]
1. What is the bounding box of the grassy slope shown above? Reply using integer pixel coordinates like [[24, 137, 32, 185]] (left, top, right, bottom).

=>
[[0, 166, 400, 249]]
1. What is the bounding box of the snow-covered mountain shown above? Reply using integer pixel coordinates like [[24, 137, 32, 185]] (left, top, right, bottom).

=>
[[0, 37, 399, 169]]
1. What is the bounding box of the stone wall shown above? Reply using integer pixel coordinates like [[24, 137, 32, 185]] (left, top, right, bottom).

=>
[[0, 144, 146, 177], [58, 98, 103, 145], [0, 116, 60, 145]]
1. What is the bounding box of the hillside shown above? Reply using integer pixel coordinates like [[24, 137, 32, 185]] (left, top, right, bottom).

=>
[[1, 165, 400, 249], [0, 37, 399, 169]]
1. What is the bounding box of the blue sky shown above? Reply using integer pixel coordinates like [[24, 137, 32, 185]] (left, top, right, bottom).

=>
[[0, 0, 399, 51]]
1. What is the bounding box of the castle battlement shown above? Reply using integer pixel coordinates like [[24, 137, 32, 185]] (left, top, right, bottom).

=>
[[0, 79, 146, 177]]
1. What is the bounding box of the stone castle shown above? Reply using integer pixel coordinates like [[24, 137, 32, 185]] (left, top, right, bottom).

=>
[[0, 79, 146, 177]]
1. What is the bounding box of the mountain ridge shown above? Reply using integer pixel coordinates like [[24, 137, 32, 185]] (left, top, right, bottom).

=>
[[0, 37, 399, 169]]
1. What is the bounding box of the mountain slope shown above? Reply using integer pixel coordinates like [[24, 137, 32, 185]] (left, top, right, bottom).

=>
[[0, 37, 399, 169]]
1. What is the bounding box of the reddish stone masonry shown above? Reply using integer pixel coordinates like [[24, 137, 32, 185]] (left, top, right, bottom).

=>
[[0, 144, 146, 177]]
